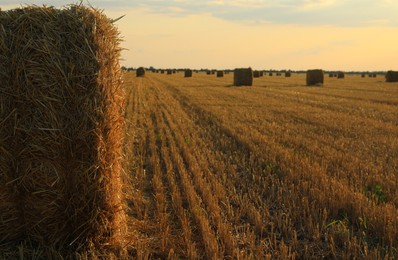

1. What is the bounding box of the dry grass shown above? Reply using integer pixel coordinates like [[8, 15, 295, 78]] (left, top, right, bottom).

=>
[[122, 72, 398, 259]]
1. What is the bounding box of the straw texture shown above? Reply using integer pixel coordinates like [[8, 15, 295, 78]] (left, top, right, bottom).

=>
[[0, 4, 128, 257]]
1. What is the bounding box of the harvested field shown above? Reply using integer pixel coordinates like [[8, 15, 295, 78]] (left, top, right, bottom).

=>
[[122, 72, 398, 259]]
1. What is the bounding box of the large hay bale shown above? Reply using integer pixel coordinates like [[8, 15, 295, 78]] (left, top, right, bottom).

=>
[[217, 71, 224, 77], [285, 72, 291, 77], [0, 5, 127, 256], [136, 67, 145, 77], [269, 72, 273, 76], [385, 71, 398, 82], [337, 72, 344, 78], [184, 69, 192, 77], [306, 69, 324, 86], [167, 69, 172, 75], [233, 68, 253, 86]]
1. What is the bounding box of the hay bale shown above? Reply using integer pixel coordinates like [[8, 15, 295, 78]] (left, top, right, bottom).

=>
[[136, 67, 145, 77], [217, 71, 224, 77], [184, 69, 192, 77], [373, 74, 377, 78], [285, 72, 291, 77], [167, 69, 172, 75], [337, 72, 344, 79], [385, 71, 398, 82], [269, 72, 273, 76], [306, 69, 324, 86], [361, 74, 365, 77], [206, 71, 211, 75], [233, 68, 253, 86], [329, 73, 334, 77], [253, 71, 260, 78], [0, 5, 128, 256]]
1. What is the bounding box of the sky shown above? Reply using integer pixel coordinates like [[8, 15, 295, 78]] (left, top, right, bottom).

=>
[[2, 0, 398, 71]]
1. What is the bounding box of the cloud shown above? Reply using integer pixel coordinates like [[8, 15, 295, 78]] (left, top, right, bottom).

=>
[[2, 0, 398, 27], [300, 0, 337, 9]]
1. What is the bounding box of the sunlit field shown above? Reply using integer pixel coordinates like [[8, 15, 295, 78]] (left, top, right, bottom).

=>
[[123, 71, 398, 259]]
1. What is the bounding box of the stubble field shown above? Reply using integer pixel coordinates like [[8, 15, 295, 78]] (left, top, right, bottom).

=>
[[123, 71, 398, 259]]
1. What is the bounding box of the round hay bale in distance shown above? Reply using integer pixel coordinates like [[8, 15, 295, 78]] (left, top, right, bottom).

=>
[[233, 68, 253, 86], [136, 67, 145, 77], [306, 69, 324, 86], [217, 71, 224, 77], [184, 69, 193, 77], [0, 5, 128, 256], [385, 71, 398, 82], [337, 72, 345, 78], [253, 71, 260, 78], [285, 72, 291, 77]]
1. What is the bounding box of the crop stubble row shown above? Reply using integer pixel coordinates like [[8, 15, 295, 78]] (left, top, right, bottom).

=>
[[123, 72, 398, 258]]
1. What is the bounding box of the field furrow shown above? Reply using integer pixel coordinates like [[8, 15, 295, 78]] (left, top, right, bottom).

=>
[[124, 72, 398, 259]]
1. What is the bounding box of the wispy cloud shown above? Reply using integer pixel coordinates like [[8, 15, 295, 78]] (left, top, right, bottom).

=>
[[299, 0, 337, 9], [2, 0, 398, 27]]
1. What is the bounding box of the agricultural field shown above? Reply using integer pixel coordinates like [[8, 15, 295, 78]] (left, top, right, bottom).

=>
[[123, 71, 398, 259]]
